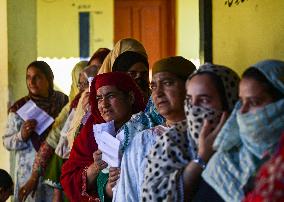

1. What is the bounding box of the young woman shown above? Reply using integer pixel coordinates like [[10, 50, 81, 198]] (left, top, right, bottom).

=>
[[203, 59, 284, 201], [60, 72, 146, 201], [3, 61, 68, 202]]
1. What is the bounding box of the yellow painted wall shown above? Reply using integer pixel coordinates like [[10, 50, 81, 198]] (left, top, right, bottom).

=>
[[0, 0, 10, 172], [176, 0, 199, 63], [37, 0, 114, 58], [213, 0, 284, 75], [8, 0, 37, 102]]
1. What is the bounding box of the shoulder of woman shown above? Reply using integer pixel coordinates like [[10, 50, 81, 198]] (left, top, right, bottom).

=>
[[8, 96, 30, 113]]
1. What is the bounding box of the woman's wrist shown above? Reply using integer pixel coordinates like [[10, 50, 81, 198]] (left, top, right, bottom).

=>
[[192, 156, 207, 170], [198, 150, 212, 163], [87, 164, 99, 185]]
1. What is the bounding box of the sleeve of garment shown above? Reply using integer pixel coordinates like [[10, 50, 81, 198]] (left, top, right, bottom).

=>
[[45, 102, 71, 149], [2, 112, 29, 151], [60, 118, 99, 202], [113, 132, 145, 202]]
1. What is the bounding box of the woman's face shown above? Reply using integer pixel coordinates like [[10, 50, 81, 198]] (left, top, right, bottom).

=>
[[151, 72, 186, 123], [127, 62, 149, 98], [186, 74, 223, 110], [77, 73, 89, 92], [26, 66, 50, 97], [239, 78, 275, 114], [96, 85, 133, 129]]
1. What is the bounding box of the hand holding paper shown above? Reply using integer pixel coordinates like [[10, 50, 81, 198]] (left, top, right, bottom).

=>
[[93, 121, 122, 167], [16, 100, 54, 135], [21, 119, 37, 141]]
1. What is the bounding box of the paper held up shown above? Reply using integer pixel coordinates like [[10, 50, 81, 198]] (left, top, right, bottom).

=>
[[16, 100, 54, 135], [93, 121, 121, 167]]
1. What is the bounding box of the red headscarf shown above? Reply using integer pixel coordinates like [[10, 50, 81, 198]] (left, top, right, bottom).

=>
[[61, 72, 146, 201]]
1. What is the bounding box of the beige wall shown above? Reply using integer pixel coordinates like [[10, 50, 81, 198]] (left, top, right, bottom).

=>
[[176, 0, 199, 63], [213, 0, 284, 75], [37, 0, 114, 58], [0, 0, 10, 172]]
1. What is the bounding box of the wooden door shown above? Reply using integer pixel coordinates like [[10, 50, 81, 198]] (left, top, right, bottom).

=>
[[114, 0, 176, 67]]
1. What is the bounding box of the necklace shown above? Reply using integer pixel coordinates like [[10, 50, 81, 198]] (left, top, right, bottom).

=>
[[121, 125, 130, 152]]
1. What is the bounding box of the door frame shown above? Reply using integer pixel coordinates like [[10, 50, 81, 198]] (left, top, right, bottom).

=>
[[199, 0, 212, 63]]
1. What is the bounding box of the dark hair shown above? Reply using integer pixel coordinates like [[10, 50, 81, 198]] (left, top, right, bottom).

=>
[[0, 169, 13, 190], [242, 67, 284, 101], [112, 51, 149, 72], [88, 48, 110, 65], [191, 72, 229, 110], [27, 60, 54, 90]]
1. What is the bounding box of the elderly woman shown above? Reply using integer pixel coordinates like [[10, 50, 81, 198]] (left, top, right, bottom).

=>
[[113, 56, 196, 202], [60, 72, 146, 201], [141, 64, 240, 201], [202, 59, 284, 201], [2, 61, 68, 202]]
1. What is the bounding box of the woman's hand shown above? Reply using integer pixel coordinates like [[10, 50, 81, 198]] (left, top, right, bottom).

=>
[[18, 172, 39, 202], [21, 119, 37, 141], [198, 112, 228, 162], [87, 150, 107, 187], [106, 167, 120, 198]]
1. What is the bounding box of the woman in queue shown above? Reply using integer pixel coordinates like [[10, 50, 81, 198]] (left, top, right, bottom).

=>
[[3, 61, 68, 202]]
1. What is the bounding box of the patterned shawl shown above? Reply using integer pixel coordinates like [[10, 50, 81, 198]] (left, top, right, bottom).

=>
[[141, 64, 240, 202], [244, 132, 284, 202]]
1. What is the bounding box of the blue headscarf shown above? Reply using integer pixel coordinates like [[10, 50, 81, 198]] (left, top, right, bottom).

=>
[[203, 59, 284, 202]]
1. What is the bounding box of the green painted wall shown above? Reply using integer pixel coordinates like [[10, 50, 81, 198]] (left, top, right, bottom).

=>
[[8, 0, 37, 102], [176, 0, 199, 63], [37, 0, 114, 58], [212, 0, 284, 75]]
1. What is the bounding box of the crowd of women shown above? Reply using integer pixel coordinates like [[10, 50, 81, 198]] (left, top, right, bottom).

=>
[[2, 38, 284, 202]]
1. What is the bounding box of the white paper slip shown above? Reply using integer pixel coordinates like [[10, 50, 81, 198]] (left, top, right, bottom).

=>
[[101, 151, 121, 167], [16, 100, 54, 135], [93, 121, 115, 137], [96, 131, 121, 167], [93, 120, 122, 167]]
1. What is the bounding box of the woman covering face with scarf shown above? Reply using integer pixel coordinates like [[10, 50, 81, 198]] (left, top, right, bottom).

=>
[[141, 64, 240, 202], [3, 61, 68, 202], [60, 72, 146, 202], [203, 59, 284, 202]]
